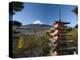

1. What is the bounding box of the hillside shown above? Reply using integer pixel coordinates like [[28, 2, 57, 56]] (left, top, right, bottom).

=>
[[67, 28, 78, 53]]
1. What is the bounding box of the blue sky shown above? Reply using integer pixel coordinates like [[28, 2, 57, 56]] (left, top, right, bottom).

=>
[[13, 3, 77, 27]]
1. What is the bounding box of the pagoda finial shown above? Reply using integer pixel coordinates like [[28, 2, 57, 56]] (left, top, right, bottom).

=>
[[59, 7, 61, 22]]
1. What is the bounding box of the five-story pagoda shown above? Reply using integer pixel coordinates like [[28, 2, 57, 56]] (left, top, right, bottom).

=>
[[48, 8, 75, 56]]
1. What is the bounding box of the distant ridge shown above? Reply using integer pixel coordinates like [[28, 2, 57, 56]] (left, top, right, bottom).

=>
[[20, 24, 52, 28]]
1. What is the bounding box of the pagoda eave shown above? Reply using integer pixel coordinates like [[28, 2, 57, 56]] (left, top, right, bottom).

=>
[[54, 47, 75, 51], [55, 21, 70, 24]]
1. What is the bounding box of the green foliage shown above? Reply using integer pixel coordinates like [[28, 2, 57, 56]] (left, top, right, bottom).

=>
[[25, 33, 49, 51], [9, 21, 22, 27], [67, 28, 78, 46], [75, 24, 78, 28], [71, 28, 78, 46], [72, 7, 78, 15], [13, 32, 50, 57], [9, 1, 24, 15], [66, 28, 78, 54]]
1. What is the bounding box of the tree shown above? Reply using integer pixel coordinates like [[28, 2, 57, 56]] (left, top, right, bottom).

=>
[[67, 28, 78, 54], [9, 1, 24, 15], [72, 7, 78, 15], [72, 7, 78, 28], [9, 20, 22, 27], [75, 24, 78, 28], [9, 2, 24, 57]]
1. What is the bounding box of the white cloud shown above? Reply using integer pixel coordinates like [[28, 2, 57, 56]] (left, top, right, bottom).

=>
[[33, 20, 43, 24]]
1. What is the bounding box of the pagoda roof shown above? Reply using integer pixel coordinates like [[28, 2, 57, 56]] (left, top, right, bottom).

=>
[[54, 40, 73, 44], [55, 34, 72, 36], [54, 47, 75, 51], [55, 21, 70, 24]]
